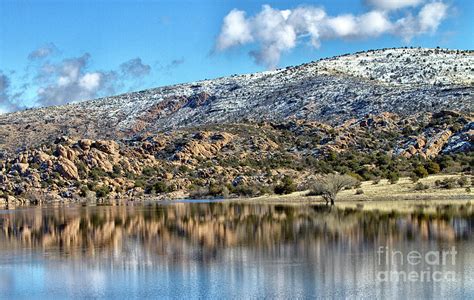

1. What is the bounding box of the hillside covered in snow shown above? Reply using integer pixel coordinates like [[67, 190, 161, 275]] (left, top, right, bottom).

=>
[[0, 47, 473, 151]]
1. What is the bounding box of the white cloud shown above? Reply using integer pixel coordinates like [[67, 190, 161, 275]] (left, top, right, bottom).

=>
[[31, 53, 153, 107], [35, 54, 114, 106], [418, 2, 448, 32], [366, 0, 424, 11], [4, 46, 155, 112], [119, 58, 151, 77], [287, 6, 326, 47], [250, 5, 297, 68], [28, 43, 58, 60], [216, 9, 253, 51], [79, 72, 102, 91], [0, 72, 24, 112], [358, 11, 393, 36], [215, 1, 450, 68], [326, 15, 358, 37], [395, 1, 448, 41]]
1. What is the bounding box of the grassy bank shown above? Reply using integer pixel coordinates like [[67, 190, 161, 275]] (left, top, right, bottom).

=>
[[233, 174, 473, 205]]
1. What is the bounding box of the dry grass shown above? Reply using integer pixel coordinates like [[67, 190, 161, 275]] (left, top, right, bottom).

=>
[[236, 174, 473, 208], [336, 174, 471, 201]]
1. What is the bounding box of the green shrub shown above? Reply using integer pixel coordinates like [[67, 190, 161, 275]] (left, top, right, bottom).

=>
[[414, 182, 429, 191], [145, 181, 172, 194], [410, 174, 420, 183], [387, 172, 399, 184], [178, 165, 191, 173], [95, 185, 111, 198], [413, 165, 429, 178], [134, 179, 145, 188], [142, 167, 156, 177], [437, 178, 458, 189], [76, 161, 88, 178], [125, 171, 135, 180], [189, 186, 210, 199], [234, 184, 260, 197], [153, 181, 169, 193], [56, 179, 66, 188], [274, 176, 297, 195], [29, 163, 40, 170], [79, 185, 89, 197], [347, 172, 364, 182], [111, 164, 122, 178], [425, 161, 440, 174], [458, 176, 469, 187], [90, 167, 106, 181]]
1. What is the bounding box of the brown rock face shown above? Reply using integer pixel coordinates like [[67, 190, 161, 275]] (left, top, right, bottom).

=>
[[55, 158, 79, 180], [78, 139, 93, 151], [415, 137, 426, 149], [85, 148, 114, 172], [55, 144, 76, 161], [33, 152, 51, 164], [11, 163, 29, 176], [186, 92, 214, 109], [425, 130, 452, 158], [93, 140, 119, 155], [174, 132, 234, 162]]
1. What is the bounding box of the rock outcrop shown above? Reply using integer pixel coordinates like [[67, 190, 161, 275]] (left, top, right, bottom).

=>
[[55, 158, 79, 180], [0, 111, 471, 205]]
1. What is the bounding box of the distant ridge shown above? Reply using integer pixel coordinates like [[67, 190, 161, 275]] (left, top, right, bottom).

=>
[[0, 47, 473, 151]]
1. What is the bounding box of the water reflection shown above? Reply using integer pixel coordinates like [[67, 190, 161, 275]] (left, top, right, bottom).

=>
[[0, 202, 473, 298]]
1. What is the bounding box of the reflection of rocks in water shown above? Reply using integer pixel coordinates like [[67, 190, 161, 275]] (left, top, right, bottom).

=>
[[0, 203, 472, 263]]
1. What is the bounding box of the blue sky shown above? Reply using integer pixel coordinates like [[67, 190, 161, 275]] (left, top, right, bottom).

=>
[[0, 0, 473, 112]]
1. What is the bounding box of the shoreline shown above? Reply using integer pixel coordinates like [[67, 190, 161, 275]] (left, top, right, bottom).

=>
[[1, 174, 472, 210]]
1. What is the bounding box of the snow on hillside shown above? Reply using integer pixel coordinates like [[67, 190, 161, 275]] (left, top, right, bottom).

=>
[[0, 48, 472, 151], [316, 48, 474, 85]]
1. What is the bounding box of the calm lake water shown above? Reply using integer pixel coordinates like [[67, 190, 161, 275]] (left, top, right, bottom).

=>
[[0, 201, 473, 299]]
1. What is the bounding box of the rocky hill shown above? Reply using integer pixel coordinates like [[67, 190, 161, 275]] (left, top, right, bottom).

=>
[[0, 47, 473, 205], [0, 110, 472, 205], [0, 47, 473, 153]]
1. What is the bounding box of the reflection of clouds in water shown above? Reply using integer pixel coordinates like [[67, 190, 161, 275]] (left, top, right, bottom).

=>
[[48, 267, 107, 298], [0, 265, 46, 297]]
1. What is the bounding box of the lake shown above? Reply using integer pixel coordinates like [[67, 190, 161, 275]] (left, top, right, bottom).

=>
[[0, 201, 473, 299]]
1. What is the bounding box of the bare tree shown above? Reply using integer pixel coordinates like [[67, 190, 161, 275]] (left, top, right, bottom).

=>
[[311, 174, 358, 205]]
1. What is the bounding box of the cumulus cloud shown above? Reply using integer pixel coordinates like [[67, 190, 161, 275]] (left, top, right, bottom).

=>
[[418, 2, 448, 32], [215, 1, 449, 68], [0, 72, 24, 113], [120, 57, 151, 77], [248, 6, 296, 68], [4, 42, 155, 112], [216, 9, 253, 51], [34, 53, 101, 106], [0, 73, 11, 109], [28, 43, 58, 60], [394, 1, 448, 41], [365, 0, 424, 11], [13, 48, 151, 111], [33, 54, 152, 107]]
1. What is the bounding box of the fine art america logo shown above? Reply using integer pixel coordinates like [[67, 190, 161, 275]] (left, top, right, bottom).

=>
[[376, 246, 457, 282]]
